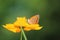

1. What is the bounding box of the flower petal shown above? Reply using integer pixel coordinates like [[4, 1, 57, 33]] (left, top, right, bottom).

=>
[[25, 24, 42, 30], [14, 17, 28, 27], [3, 24, 20, 33]]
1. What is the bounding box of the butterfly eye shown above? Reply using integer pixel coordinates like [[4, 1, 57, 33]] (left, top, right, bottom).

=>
[[28, 15, 39, 24]]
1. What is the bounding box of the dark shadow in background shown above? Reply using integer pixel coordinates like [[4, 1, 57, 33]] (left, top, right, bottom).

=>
[[44, 9, 60, 40]]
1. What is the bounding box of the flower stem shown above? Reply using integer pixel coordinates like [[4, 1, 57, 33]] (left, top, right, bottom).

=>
[[20, 27, 22, 40], [20, 26, 27, 40], [22, 28, 27, 40]]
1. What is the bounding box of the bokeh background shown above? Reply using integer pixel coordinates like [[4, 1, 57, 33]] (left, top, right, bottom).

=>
[[0, 0, 60, 40]]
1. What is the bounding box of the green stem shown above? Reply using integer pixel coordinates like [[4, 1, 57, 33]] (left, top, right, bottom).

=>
[[20, 26, 27, 40], [22, 28, 27, 40], [20, 27, 22, 40]]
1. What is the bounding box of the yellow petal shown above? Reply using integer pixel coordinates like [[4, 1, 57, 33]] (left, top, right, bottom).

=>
[[25, 24, 42, 30], [33, 27, 42, 30], [24, 27, 31, 31], [14, 17, 28, 27], [3, 24, 20, 33]]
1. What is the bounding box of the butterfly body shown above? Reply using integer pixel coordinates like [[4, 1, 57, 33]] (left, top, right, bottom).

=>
[[28, 15, 39, 24]]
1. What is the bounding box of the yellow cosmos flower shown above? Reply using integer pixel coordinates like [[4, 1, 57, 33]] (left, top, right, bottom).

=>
[[3, 16, 42, 33]]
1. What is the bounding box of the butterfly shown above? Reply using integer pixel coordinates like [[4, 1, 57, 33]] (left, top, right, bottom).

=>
[[28, 14, 39, 24]]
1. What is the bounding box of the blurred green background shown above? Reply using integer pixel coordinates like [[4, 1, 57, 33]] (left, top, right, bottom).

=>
[[0, 0, 60, 40]]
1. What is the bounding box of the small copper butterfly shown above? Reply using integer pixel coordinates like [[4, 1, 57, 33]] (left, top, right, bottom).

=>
[[28, 14, 39, 24]]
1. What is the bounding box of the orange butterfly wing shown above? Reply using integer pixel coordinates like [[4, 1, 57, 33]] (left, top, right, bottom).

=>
[[28, 15, 39, 24]]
